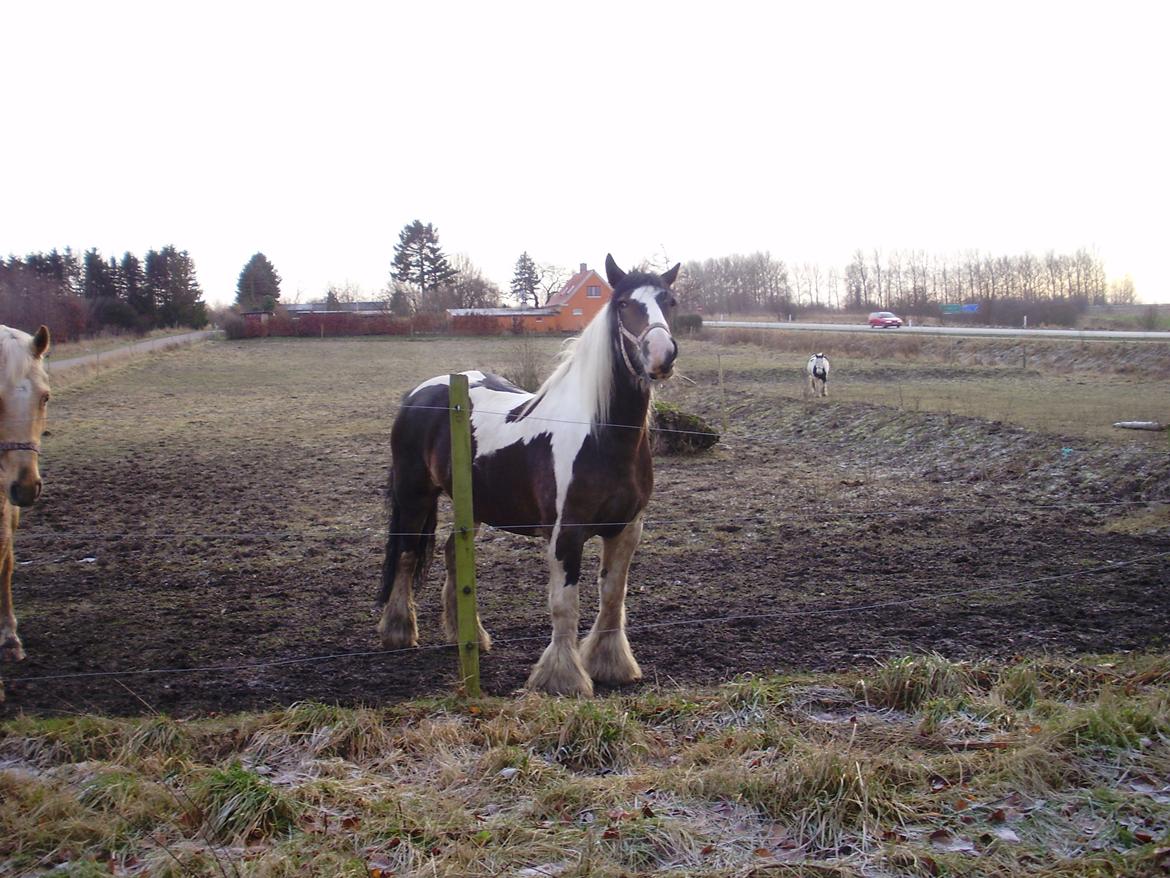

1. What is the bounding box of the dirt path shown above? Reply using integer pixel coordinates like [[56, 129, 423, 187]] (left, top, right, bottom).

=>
[[47, 330, 215, 374]]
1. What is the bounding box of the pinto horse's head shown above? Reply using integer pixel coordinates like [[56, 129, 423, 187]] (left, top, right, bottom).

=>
[[605, 254, 681, 381], [0, 326, 50, 508]]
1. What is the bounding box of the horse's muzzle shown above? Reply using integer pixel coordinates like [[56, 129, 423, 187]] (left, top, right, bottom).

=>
[[648, 337, 679, 380], [9, 479, 41, 508]]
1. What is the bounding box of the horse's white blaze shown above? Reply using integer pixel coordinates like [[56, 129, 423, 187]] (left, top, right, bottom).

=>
[[630, 287, 674, 371]]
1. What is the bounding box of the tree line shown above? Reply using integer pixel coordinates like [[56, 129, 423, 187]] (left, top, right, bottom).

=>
[[0, 246, 208, 340], [677, 247, 1136, 319], [236, 222, 572, 317]]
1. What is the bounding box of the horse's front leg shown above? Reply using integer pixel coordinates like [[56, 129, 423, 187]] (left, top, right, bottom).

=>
[[0, 511, 23, 663], [441, 530, 492, 651], [527, 530, 592, 697], [581, 516, 643, 687]]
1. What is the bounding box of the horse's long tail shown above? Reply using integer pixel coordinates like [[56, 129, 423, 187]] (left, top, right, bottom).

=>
[[377, 490, 404, 610], [377, 473, 438, 609]]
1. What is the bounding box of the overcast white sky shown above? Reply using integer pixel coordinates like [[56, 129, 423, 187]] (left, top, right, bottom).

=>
[[2, 1, 1165, 307]]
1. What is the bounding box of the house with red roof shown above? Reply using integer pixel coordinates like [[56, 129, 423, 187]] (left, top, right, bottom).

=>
[[448, 262, 612, 333]]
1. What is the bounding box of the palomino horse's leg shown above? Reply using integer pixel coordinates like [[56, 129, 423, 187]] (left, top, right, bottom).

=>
[[440, 530, 492, 650], [527, 531, 592, 697], [580, 516, 643, 686], [0, 506, 23, 663]]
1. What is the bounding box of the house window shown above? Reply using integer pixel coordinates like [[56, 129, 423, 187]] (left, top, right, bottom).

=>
[[587, 285, 600, 298], [572, 308, 583, 316], [534, 317, 543, 322]]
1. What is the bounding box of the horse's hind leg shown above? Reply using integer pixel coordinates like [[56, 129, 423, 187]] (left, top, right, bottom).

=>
[[377, 482, 439, 650], [527, 531, 592, 697], [440, 531, 492, 650], [581, 516, 643, 687]]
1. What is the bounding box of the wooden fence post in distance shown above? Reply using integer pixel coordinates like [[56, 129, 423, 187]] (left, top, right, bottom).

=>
[[447, 373, 481, 697]]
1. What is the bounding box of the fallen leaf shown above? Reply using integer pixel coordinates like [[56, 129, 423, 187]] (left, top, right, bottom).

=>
[[930, 830, 976, 853], [754, 847, 773, 857]]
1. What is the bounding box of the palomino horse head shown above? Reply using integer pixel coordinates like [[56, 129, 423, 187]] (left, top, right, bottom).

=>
[[0, 326, 51, 508], [605, 254, 681, 381]]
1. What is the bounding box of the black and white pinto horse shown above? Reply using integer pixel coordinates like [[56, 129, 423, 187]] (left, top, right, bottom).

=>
[[807, 352, 830, 397], [377, 255, 680, 696]]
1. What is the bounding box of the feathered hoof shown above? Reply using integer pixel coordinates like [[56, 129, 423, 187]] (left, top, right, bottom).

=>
[[377, 614, 418, 650], [581, 631, 642, 687], [527, 642, 594, 697]]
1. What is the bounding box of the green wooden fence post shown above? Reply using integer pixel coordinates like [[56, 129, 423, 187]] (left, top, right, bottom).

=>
[[447, 373, 481, 697]]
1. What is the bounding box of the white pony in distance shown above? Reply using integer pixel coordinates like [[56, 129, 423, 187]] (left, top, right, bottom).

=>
[[806, 353, 829, 397]]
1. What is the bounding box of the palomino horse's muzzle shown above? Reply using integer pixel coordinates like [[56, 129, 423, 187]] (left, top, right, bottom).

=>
[[1, 442, 42, 508]]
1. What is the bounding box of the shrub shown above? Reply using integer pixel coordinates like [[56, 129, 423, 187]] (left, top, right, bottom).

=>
[[673, 313, 703, 334], [501, 335, 545, 392], [651, 401, 719, 454], [221, 312, 247, 339], [452, 314, 504, 336]]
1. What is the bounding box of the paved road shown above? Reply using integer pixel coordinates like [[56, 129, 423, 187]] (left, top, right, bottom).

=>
[[47, 330, 217, 373], [706, 320, 1170, 341]]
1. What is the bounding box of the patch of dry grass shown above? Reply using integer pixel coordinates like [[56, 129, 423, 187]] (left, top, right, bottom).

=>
[[3, 653, 1169, 876]]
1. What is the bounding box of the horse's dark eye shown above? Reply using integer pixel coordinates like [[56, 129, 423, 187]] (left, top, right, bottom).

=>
[[617, 301, 628, 310]]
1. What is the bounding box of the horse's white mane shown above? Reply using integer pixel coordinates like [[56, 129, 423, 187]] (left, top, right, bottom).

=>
[[0, 326, 45, 389], [525, 304, 615, 427]]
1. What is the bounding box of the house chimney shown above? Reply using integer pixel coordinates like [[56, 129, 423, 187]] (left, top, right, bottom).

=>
[[579, 262, 587, 273]]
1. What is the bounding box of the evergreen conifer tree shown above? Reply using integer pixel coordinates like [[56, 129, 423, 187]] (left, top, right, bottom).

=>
[[236, 252, 282, 310], [391, 221, 456, 308], [121, 252, 152, 323], [510, 251, 541, 307]]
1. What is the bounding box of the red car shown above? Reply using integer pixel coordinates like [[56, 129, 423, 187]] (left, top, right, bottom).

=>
[[868, 311, 903, 328]]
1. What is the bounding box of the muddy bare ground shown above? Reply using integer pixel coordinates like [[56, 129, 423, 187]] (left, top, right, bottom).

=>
[[2, 339, 1168, 717]]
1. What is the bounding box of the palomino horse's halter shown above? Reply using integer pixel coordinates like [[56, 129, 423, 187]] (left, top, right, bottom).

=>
[[0, 442, 39, 454], [616, 306, 672, 380]]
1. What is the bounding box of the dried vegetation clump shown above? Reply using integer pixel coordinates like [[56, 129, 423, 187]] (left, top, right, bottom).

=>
[[3, 652, 1168, 876]]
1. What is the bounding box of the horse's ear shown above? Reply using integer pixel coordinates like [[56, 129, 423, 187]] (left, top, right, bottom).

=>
[[605, 254, 626, 287], [32, 325, 50, 358], [661, 263, 680, 286]]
